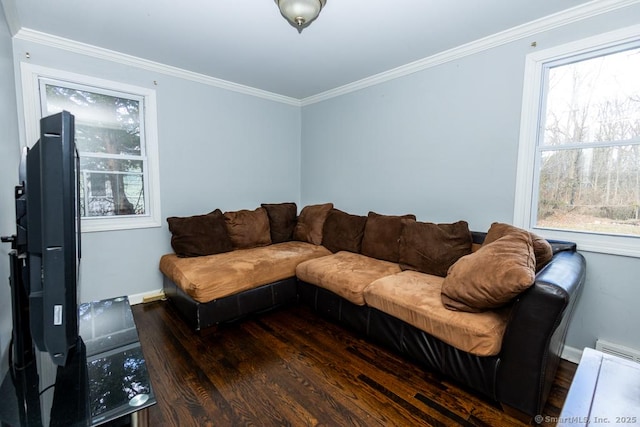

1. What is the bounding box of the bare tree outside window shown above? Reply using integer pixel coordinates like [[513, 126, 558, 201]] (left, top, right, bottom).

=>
[[42, 83, 148, 219], [536, 46, 640, 236]]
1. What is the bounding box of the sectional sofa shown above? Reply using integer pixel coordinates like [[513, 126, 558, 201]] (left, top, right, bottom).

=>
[[159, 202, 586, 422]]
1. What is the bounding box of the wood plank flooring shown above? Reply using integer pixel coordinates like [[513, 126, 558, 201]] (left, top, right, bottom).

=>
[[132, 301, 576, 426]]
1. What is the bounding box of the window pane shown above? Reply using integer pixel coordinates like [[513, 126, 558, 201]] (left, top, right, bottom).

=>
[[79, 157, 145, 217], [42, 81, 149, 222], [80, 171, 145, 218], [543, 47, 640, 146], [536, 146, 640, 236], [44, 84, 141, 155]]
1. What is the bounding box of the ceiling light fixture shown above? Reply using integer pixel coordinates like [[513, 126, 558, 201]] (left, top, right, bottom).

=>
[[275, 0, 326, 33]]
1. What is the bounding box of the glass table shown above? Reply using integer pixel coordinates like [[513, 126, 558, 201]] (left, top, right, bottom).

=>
[[0, 296, 156, 426]]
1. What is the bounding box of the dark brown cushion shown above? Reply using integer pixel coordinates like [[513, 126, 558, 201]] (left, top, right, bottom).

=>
[[223, 207, 272, 249], [360, 212, 416, 263], [261, 202, 297, 243], [293, 203, 333, 245], [166, 209, 233, 257], [441, 230, 536, 312], [483, 222, 553, 271], [399, 219, 472, 277], [321, 209, 367, 253]]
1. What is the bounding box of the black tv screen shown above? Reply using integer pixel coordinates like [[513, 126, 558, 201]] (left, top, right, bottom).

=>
[[25, 110, 81, 367]]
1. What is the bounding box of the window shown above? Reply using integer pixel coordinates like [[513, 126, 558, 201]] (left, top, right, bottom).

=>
[[21, 64, 161, 232], [515, 25, 640, 257]]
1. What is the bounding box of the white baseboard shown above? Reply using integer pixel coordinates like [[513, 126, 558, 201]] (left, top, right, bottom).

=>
[[561, 345, 584, 364], [128, 289, 165, 305]]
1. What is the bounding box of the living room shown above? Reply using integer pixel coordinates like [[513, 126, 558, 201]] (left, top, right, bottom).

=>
[[1, 0, 639, 425]]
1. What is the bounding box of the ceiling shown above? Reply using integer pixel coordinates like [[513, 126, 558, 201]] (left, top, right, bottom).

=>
[[4, 0, 597, 100]]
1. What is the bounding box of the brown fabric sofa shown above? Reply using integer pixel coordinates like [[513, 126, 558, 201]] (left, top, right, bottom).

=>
[[160, 202, 586, 422]]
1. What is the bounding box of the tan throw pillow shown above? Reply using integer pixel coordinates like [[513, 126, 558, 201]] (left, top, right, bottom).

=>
[[293, 203, 333, 245], [261, 202, 297, 243], [441, 230, 536, 313], [484, 222, 553, 271], [398, 219, 472, 277], [321, 209, 367, 253], [166, 209, 233, 257], [360, 212, 416, 263], [223, 207, 272, 249]]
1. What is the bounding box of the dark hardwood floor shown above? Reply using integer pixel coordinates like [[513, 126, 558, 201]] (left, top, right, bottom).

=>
[[132, 300, 576, 426]]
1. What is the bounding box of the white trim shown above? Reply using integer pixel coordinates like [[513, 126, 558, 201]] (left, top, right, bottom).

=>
[[301, 0, 640, 106], [535, 228, 640, 258], [514, 24, 640, 258], [513, 51, 545, 231], [10, 1, 640, 107], [518, 22, 640, 65], [13, 28, 301, 107], [561, 345, 584, 364], [20, 62, 163, 233], [127, 289, 164, 305]]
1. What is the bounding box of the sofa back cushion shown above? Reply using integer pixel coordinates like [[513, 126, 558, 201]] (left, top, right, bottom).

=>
[[293, 203, 333, 245], [440, 229, 536, 312], [167, 209, 233, 257], [360, 212, 416, 263], [261, 202, 297, 243], [322, 209, 367, 253], [483, 222, 553, 271], [224, 207, 272, 249], [399, 219, 472, 277]]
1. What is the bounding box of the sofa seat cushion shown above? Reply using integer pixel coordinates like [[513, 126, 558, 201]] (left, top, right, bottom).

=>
[[363, 270, 510, 356], [160, 242, 331, 303], [296, 251, 402, 306]]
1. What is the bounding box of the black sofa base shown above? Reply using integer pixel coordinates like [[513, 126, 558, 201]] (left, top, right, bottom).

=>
[[297, 280, 501, 401], [162, 275, 298, 331]]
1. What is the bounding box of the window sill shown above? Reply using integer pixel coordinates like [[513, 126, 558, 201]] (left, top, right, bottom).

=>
[[531, 227, 640, 258], [81, 216, 162, 233]]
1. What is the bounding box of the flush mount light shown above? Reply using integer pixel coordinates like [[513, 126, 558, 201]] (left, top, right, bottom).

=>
[[275, 0, 326, 33]]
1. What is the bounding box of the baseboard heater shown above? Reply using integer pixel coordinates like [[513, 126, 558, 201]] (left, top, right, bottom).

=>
[[595, 339, 640, 363]]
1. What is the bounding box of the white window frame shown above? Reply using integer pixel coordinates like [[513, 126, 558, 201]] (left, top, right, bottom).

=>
[[20, 63, 162, 232], [514, 24, 640, 258]]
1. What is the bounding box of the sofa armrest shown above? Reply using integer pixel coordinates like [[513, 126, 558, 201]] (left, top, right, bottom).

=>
[[495, 249, 586, 418]]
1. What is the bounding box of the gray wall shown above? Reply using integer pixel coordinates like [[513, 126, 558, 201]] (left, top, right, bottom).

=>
[[3, 3, 639, 360], [301, 5, 640, 354], [301, 44, 524, 223], [0, 6, 20, 369], [11, 40, 302, 304]]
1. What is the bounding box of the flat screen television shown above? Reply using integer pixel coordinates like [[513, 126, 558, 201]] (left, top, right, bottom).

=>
[[10, 110, 81, 368]]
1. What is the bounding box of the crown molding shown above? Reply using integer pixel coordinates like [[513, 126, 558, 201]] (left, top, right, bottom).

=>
[[13, 28, 302, 107], [10, 0, 640, 107], [1, 0, 21, 36], [301, 0, 640, 106]]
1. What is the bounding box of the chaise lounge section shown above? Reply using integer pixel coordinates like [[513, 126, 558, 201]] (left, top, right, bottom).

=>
[[161, 241, 330, 329], [159, 202, 586, 422]]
